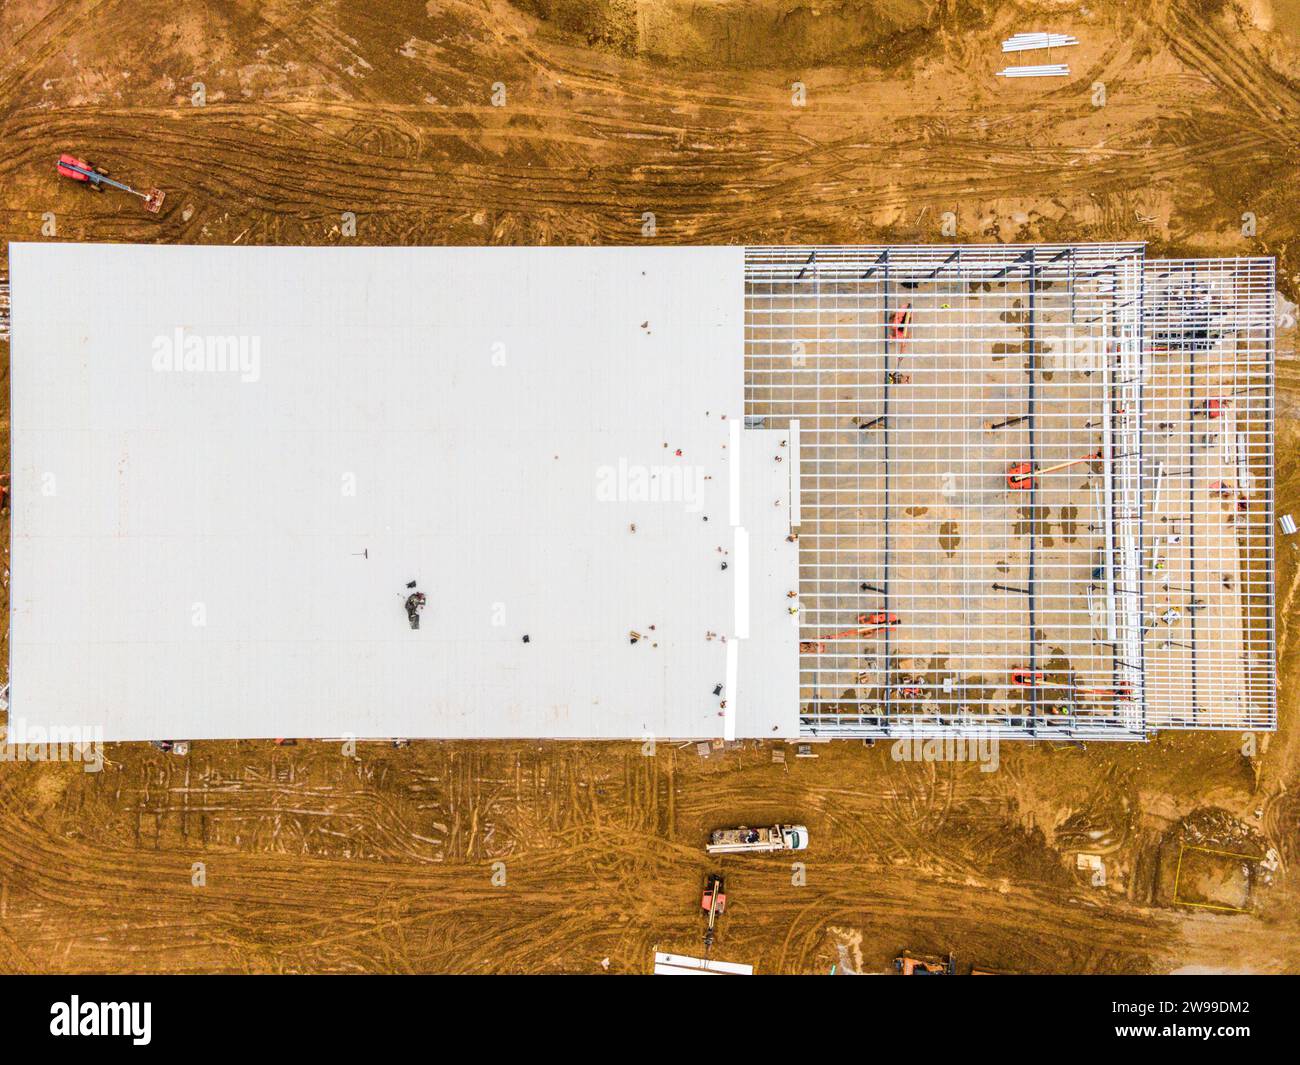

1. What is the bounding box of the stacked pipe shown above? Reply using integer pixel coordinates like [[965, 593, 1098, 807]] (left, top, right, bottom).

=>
[[1001, 32, 1079, 52], [997, 30, 1077, 78], [996, 66, 1070, 78]]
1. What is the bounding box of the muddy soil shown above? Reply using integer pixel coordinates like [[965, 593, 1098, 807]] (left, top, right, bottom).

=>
[[0, 0, 1298, 973]]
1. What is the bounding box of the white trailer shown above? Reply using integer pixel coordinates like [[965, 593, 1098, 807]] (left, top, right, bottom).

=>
[[706, 824, 808, 854]]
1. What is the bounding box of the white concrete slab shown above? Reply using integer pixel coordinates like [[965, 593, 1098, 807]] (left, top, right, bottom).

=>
[[9, 243, 794, 740], [735, 430, 801, 738], [653, 952, 753, 975]]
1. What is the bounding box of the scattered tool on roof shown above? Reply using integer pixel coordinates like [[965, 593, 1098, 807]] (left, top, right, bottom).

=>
[[404, 587, 427, 629], [701, 873, 726, 951], [57, 153, 165, 213], [1007, 449, 1102, 489]]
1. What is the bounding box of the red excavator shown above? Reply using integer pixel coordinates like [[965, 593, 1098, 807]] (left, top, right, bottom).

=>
[[57, 154, 164, 212]]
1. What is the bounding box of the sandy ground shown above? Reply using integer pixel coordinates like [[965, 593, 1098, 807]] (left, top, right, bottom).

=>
[[1, 0, 1299, 973]]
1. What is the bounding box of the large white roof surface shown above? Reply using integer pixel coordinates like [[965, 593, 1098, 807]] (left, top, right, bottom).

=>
[[9, 244, 798, 741]]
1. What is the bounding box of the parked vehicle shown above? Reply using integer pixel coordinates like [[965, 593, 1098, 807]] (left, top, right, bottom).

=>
[[706, 824, 808, 855]]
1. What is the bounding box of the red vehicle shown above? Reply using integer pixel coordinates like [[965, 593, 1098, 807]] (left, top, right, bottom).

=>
[[890, 303, 913, 341], [57, 153, 104, 184], [1007, 450, 1102, 490], [856, 611, 899, 628], [701, 873, 726, 950], [56, 153, 165, 212]]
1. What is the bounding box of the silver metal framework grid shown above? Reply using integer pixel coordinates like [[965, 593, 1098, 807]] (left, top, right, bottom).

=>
[[1141, 257, 1276, 730], [743, 244, 1275, 740]]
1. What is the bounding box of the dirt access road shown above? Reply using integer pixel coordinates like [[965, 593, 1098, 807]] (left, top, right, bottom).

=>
[[0, 0, 1298, 973]]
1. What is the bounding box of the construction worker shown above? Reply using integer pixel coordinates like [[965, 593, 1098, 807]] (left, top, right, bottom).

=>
[[405, 591, 427, 629]]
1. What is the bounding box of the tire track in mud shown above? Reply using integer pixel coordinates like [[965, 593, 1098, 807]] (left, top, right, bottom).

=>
[[0, 0, 117, 103], [2, 0, 1300, 975], [0, 742, 1197, 974], [0, 787, 1187, 973], [0, 95, 1276, 248], [4, 729, 1299, 973], [1162, 4, 1300, 142], [0, 1, 1287, 252]]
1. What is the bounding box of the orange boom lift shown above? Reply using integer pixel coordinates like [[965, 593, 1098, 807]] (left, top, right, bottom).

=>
[[802, 613, 899, 651], [1007, 449, 1102, 490], [1010, 670, 1133, 700]]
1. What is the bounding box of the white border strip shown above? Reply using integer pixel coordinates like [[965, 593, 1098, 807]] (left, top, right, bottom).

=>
[[724, 639, 739, 742], [733, 526, 750, 639], [729, 416, 741, 526], [788, 418, 800, 528]]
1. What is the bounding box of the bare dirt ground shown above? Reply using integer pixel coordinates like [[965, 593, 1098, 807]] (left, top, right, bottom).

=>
[[1, 0, 1299, 973]]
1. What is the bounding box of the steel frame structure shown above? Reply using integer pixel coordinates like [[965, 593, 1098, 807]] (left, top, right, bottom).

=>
[[1140, 256, 1276, 731], [743, 243, 1275, 740]]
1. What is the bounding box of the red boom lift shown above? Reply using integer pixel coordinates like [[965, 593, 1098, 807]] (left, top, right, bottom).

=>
[[57, 154, 165, 213], [1007, 450, 1102, 490]]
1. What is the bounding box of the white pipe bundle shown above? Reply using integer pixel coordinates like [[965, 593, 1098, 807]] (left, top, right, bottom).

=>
[[1002, 33, 1079, 52], [996, 65, 1070, 78]]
